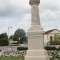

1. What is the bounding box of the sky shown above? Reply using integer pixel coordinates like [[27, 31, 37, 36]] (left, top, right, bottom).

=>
[[0, 0, 60, 36]]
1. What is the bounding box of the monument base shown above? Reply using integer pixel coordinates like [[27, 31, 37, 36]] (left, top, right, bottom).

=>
[[25, 50, 50, 60], [25, 56, 49, 60]]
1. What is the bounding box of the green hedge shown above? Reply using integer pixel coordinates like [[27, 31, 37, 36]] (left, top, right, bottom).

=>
[[44, 46, 57, 50], [45, 46, 60, 51], [57, 47, 60, 51], [17, 47, 28, 51]]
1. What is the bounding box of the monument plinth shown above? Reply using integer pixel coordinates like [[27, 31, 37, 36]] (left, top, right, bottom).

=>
[[25, 0, 49, 60]]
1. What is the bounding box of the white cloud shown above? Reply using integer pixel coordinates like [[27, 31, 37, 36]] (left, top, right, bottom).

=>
[[40, 0, 60, 31], [0, 0, 60, 35], [40, 0, 60, 11], [0, 0, 30, 17]]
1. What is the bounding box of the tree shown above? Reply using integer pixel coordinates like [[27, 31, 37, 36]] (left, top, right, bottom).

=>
[[54, 34, 60, 41], [9, 35, 14, 40], [20, 36, 28, 44], [13, 28, 27, 44], [0, 33, 9, 46]]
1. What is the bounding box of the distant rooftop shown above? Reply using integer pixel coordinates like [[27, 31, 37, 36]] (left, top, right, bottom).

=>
[[45, 29, 60, 34]]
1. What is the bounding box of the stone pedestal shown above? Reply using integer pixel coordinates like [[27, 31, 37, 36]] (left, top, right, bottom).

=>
[[25, 0, 49, 60], [25, 50, 49, 60], [25, 26, 49, 60]]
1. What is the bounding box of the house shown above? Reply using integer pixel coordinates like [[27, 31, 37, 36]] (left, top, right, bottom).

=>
[[44, 29, 60, 45]]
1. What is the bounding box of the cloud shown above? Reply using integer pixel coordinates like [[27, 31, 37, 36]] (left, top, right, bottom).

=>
[[40, 0, 60, 21], [40, 0, 60, 11], [0, 13, 31, 35], [0, 0, 60, 35], [40, 0, 60, 31], [0, 0, 30, 17]]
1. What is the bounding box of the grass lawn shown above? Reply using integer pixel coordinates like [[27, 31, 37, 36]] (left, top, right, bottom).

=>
[[0, 57, 60, 60], [0, 56, 24, 60], [50, 57, 60, 60]]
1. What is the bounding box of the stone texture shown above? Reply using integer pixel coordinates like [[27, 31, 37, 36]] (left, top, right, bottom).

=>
[[31, 5, 40, 25], [25, 0, 50, 60], [29, 0, 40, 5], [25, 56, 49, 60]]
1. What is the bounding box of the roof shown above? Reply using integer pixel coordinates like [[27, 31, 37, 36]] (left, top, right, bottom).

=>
[[45, 29, 60, 34]]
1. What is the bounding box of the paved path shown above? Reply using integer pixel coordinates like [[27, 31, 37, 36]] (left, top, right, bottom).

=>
[[0, 44, 28, 51]]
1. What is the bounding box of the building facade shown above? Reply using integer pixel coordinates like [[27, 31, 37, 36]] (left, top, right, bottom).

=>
[[44, 29, 60, 45]]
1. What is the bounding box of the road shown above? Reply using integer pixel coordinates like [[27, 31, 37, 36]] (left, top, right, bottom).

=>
[[0, 44, 28, 51]]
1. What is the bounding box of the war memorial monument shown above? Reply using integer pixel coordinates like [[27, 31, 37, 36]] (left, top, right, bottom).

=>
[[25, 0, 49, 60]]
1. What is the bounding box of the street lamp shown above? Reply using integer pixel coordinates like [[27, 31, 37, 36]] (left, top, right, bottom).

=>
[[8, 27, 12, 39], [8, 27, 12, 46]]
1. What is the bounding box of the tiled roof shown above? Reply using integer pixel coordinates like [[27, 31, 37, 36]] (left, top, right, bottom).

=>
[[45, 29, 60, 34]]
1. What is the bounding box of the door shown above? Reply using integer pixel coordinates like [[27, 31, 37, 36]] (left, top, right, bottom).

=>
[[50, 36, 53, 41]]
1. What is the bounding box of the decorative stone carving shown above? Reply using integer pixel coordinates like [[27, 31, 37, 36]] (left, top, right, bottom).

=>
[[29, 0, 40, 5], [25, 0, 50, 60]]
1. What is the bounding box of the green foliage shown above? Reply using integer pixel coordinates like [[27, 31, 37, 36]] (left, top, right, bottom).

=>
[[0, 33, 8, 39], [20, 36, 28, 44], [57, 47, 60, 51], [0, 33, 9, 46], [13, 28, 27, 44], [9, 35, 14, 40], [45, 46, 60, 51], [17, 47, 28, 51], [50, 57, 54, 60], [50, 41, 60, 45], [44, 46, 57, 50], [14, 28, 26, 39], [54, 34, 60, 41], [0, 39, 9, 46], [0, 57, 23, 60], [50, 41, 56, 45], [49, 34, 60, 45]]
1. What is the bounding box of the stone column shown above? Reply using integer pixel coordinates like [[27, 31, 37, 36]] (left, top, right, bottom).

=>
[[25, 0, 49, 60], [31, 2, 40, 25]]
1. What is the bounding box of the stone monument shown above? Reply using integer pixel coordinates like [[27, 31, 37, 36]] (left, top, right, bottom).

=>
[[25, 0, 49, 60]]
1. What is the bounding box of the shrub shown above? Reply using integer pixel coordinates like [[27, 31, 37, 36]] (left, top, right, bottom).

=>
[[44, 46, 57, 50], [0, 33, 9, 46], [17, 47, 28, 51], [0, 39, 9, 46], [50, 41, 56, 45], [57, 47, 60, 51], [45, 46, 60, 51], [50, 41, 60, 45], [55, 41, 60, 45]]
